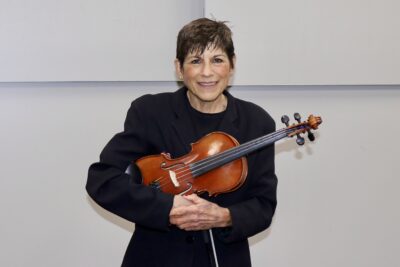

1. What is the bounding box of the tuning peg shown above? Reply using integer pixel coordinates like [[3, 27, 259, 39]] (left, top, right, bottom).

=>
[[281, 115, 290, 127], [293, 113, 305, 145], [296, 135, 305, 145], [294, 112, 301, 123], [307, 130, 315, 141]]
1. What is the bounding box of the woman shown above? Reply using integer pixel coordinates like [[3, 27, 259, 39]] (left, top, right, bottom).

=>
[[87, 18, 277, 267]]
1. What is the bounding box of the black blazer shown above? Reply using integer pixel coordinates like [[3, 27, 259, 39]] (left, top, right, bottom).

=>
[[86, 87, 277, 267]]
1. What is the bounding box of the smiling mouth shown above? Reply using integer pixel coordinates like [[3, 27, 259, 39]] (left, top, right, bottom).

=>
[[198, 81, 218, 86]]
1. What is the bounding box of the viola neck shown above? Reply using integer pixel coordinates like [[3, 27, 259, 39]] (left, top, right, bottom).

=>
[[190, 128, 288, 177]]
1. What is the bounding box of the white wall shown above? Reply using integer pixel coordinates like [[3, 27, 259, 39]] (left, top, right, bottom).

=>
[[205, 0, 400, 85], [0, 0, 204, 82], [1, 82, 399, 266]]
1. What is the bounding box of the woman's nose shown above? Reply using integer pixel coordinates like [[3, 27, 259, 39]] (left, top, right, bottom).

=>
[[201, 61, 213, 76]]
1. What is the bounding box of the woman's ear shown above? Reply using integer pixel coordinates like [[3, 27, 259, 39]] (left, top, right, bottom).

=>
[[230, 55, 236, 75], [174, 59, 183, 80], [231, 55, 236, 70]]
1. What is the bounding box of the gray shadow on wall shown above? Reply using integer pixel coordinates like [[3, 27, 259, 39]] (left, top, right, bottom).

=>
[[249, 218, 275, 247], [87, 195, 135, 233], [249, 131, 321, 247]]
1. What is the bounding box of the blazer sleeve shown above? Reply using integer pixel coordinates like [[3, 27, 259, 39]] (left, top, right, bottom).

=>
[[86, 99, 174, 231], [217, 114, 278, 243]]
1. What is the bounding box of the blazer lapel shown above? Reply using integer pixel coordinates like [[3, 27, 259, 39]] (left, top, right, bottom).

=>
[[170, 87, 198, 155], [218, 90, 240, 140]]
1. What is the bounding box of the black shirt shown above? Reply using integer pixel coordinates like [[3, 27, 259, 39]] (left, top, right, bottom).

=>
[[186, 100, 226, 140]]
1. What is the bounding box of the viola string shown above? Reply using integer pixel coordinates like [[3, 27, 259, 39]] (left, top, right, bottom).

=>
[[199, 123, 305, 172], [176, 127, 288, 176], [156, 127, 293, 190], [156, 126, 298, 189], [156, 127, 294, 190], [189, 128, 289, 176]]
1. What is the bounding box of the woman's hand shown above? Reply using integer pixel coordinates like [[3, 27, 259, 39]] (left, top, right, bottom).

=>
[[172, 194, 194, 208], [169, 194, 232, 231]]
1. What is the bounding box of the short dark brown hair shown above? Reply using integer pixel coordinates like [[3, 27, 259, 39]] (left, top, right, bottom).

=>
[[176, 18, 235, 68]]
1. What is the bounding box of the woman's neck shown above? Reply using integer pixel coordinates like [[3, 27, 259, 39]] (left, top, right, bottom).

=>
[[186, 91, 227, 114]]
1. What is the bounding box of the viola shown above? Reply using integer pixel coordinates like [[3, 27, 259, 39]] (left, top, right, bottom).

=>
[[135, 113, 322, 196]]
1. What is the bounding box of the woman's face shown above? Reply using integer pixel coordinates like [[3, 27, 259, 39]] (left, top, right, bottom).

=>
[[175, 47, 235, 111]]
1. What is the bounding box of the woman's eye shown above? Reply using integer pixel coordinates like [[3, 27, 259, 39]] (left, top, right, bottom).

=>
[[213, 58, 224, 63], [190, 59, 201, 64]]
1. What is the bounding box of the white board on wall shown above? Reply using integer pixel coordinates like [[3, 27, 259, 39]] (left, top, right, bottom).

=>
[[0, 0, 204, 82], [206, 0, 400, 85]]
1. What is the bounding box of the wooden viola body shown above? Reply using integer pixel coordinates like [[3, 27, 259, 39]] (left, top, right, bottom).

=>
[[136, 132, 247, 196]]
